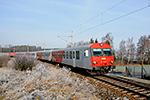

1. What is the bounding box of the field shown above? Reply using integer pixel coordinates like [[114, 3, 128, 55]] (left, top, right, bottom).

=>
[[114, 65, 150, 79]]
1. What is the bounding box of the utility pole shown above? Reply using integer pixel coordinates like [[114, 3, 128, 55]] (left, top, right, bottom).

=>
[[27, 45, 29, 52], [13, 47, 15, 52], [71, 31, 73, 47], [57, 31, 73, 47], [44, 41, 46, 51], [0, 45, 2, 53]]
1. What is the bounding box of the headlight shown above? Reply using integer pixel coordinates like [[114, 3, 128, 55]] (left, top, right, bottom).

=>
[[100, 43, 103, 46], [110, 61, 113, 63], [93, 61, 97, 64]]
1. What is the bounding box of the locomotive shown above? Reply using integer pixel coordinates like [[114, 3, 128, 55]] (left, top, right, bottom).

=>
[[9, 43, 115, 75]]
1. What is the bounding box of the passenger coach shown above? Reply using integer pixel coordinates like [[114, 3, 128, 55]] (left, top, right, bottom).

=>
[[51, 43, 115, 75], [8, 43, 115, 75]]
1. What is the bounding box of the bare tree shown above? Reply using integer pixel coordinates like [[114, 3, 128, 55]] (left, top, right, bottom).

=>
[[126, 37, 136, 64], [90, 38, 94, 43], [95, 38, 98, 43], [101, 33, 114, 49], [147, 35, 150, 64], [8, 44, 12, 52], [67, 44, 72, 48], [118, 39, 126, 65], [137, 35, 149, 65], [101, 33, 116, 62], [67, 40, 90, 47]]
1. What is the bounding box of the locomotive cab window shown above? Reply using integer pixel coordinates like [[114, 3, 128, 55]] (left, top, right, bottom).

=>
[[103, 49, 112, 56], [92, 48, 112, 56], [92, 49, 102, 56]]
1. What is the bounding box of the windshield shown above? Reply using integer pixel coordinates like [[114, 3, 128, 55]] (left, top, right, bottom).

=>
[[92, 48, 112, 56], [103, 49, 112, 56], [93, 49, 103, 56]]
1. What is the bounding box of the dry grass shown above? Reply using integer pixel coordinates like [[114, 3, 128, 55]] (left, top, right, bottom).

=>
[[0, 55, 10, 67], [0, 62, 129, 100]]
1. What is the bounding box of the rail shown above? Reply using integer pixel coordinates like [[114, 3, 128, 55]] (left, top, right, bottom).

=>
[[92, 75, 150, 99]]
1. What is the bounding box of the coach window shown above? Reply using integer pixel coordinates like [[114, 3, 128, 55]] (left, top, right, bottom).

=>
[[61, 52, 62, 58], [73, 51, 75, 58], [84, 50, 88, 57], [76, 51, 80, 59], [66, 51, 68, 59], [70, 51, 72, 59], [31, 53, 35, 56], [63, 52, 65, 58]]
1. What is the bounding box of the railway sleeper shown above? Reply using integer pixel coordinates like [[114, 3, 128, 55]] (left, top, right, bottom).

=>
[[127, 85, 136, 88], [125, 86, 134, 89], [127, 92, 134, 96], [105, 84, 111, 87], [126, 92, 136, 99], [110, 86, 116, 89], [121, 91, 129, 94], [139, 97, 147, 100], [114, 87, 120, 90], [118, 89, 124, 92], [134, 89, 146, 92], [140, 91, 149, 94], [132, 87, 141, 90], [132, 94, 140, 98], [146, 90, 150, 93]]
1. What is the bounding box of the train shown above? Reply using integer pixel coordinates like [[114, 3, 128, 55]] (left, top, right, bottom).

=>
[[9, 43, 115, 75]]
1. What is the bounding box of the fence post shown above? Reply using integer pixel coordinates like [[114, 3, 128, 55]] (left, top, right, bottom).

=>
[[125, 66, 132, 77], [134, 66, 135, 77], [124, 66, 127, 77], [141, 65, 143, 79]]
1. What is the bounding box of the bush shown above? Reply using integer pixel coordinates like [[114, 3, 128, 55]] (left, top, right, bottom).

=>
[[12, 55, 37, 71], [0, 55, 10, 67]]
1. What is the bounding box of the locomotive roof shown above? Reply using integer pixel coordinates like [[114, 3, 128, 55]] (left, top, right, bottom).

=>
[[65, 43, 111, 49], [53, 43, 111, 51]]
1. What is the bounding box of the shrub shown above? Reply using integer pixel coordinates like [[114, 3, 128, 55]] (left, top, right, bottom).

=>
[[12, 55, 37, 71], [0, 55, 10, 67]]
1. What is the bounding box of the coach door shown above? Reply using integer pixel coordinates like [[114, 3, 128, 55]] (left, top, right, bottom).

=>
[[73, 50, 76, 67]]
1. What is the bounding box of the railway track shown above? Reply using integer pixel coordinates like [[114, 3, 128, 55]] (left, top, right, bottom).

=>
[[92, 75, 150, 99], [42, 61, 150, 99]]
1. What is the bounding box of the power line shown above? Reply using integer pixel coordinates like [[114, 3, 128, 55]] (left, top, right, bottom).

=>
[[58, 0, 126, 42], [59, 0, 126, 37], [78, 0, 126, 26], [74, 5, 150, 36], [57, 36, 72, 44]]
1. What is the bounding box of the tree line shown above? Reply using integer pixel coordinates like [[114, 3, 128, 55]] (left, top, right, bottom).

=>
[[1, 33, 150, 66], [0, 45, 42, 53], [116, 35, 150, 65]]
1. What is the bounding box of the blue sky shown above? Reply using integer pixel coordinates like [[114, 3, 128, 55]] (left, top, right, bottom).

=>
[[0, 0, 150, 49]]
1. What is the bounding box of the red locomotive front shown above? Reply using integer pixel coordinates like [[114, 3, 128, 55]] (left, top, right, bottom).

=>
[[90, 43, 114, 74]]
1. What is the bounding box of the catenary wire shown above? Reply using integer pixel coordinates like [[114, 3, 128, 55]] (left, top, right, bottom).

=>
[[73, 5, 150, 36], [59, 0, 126, 37]]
